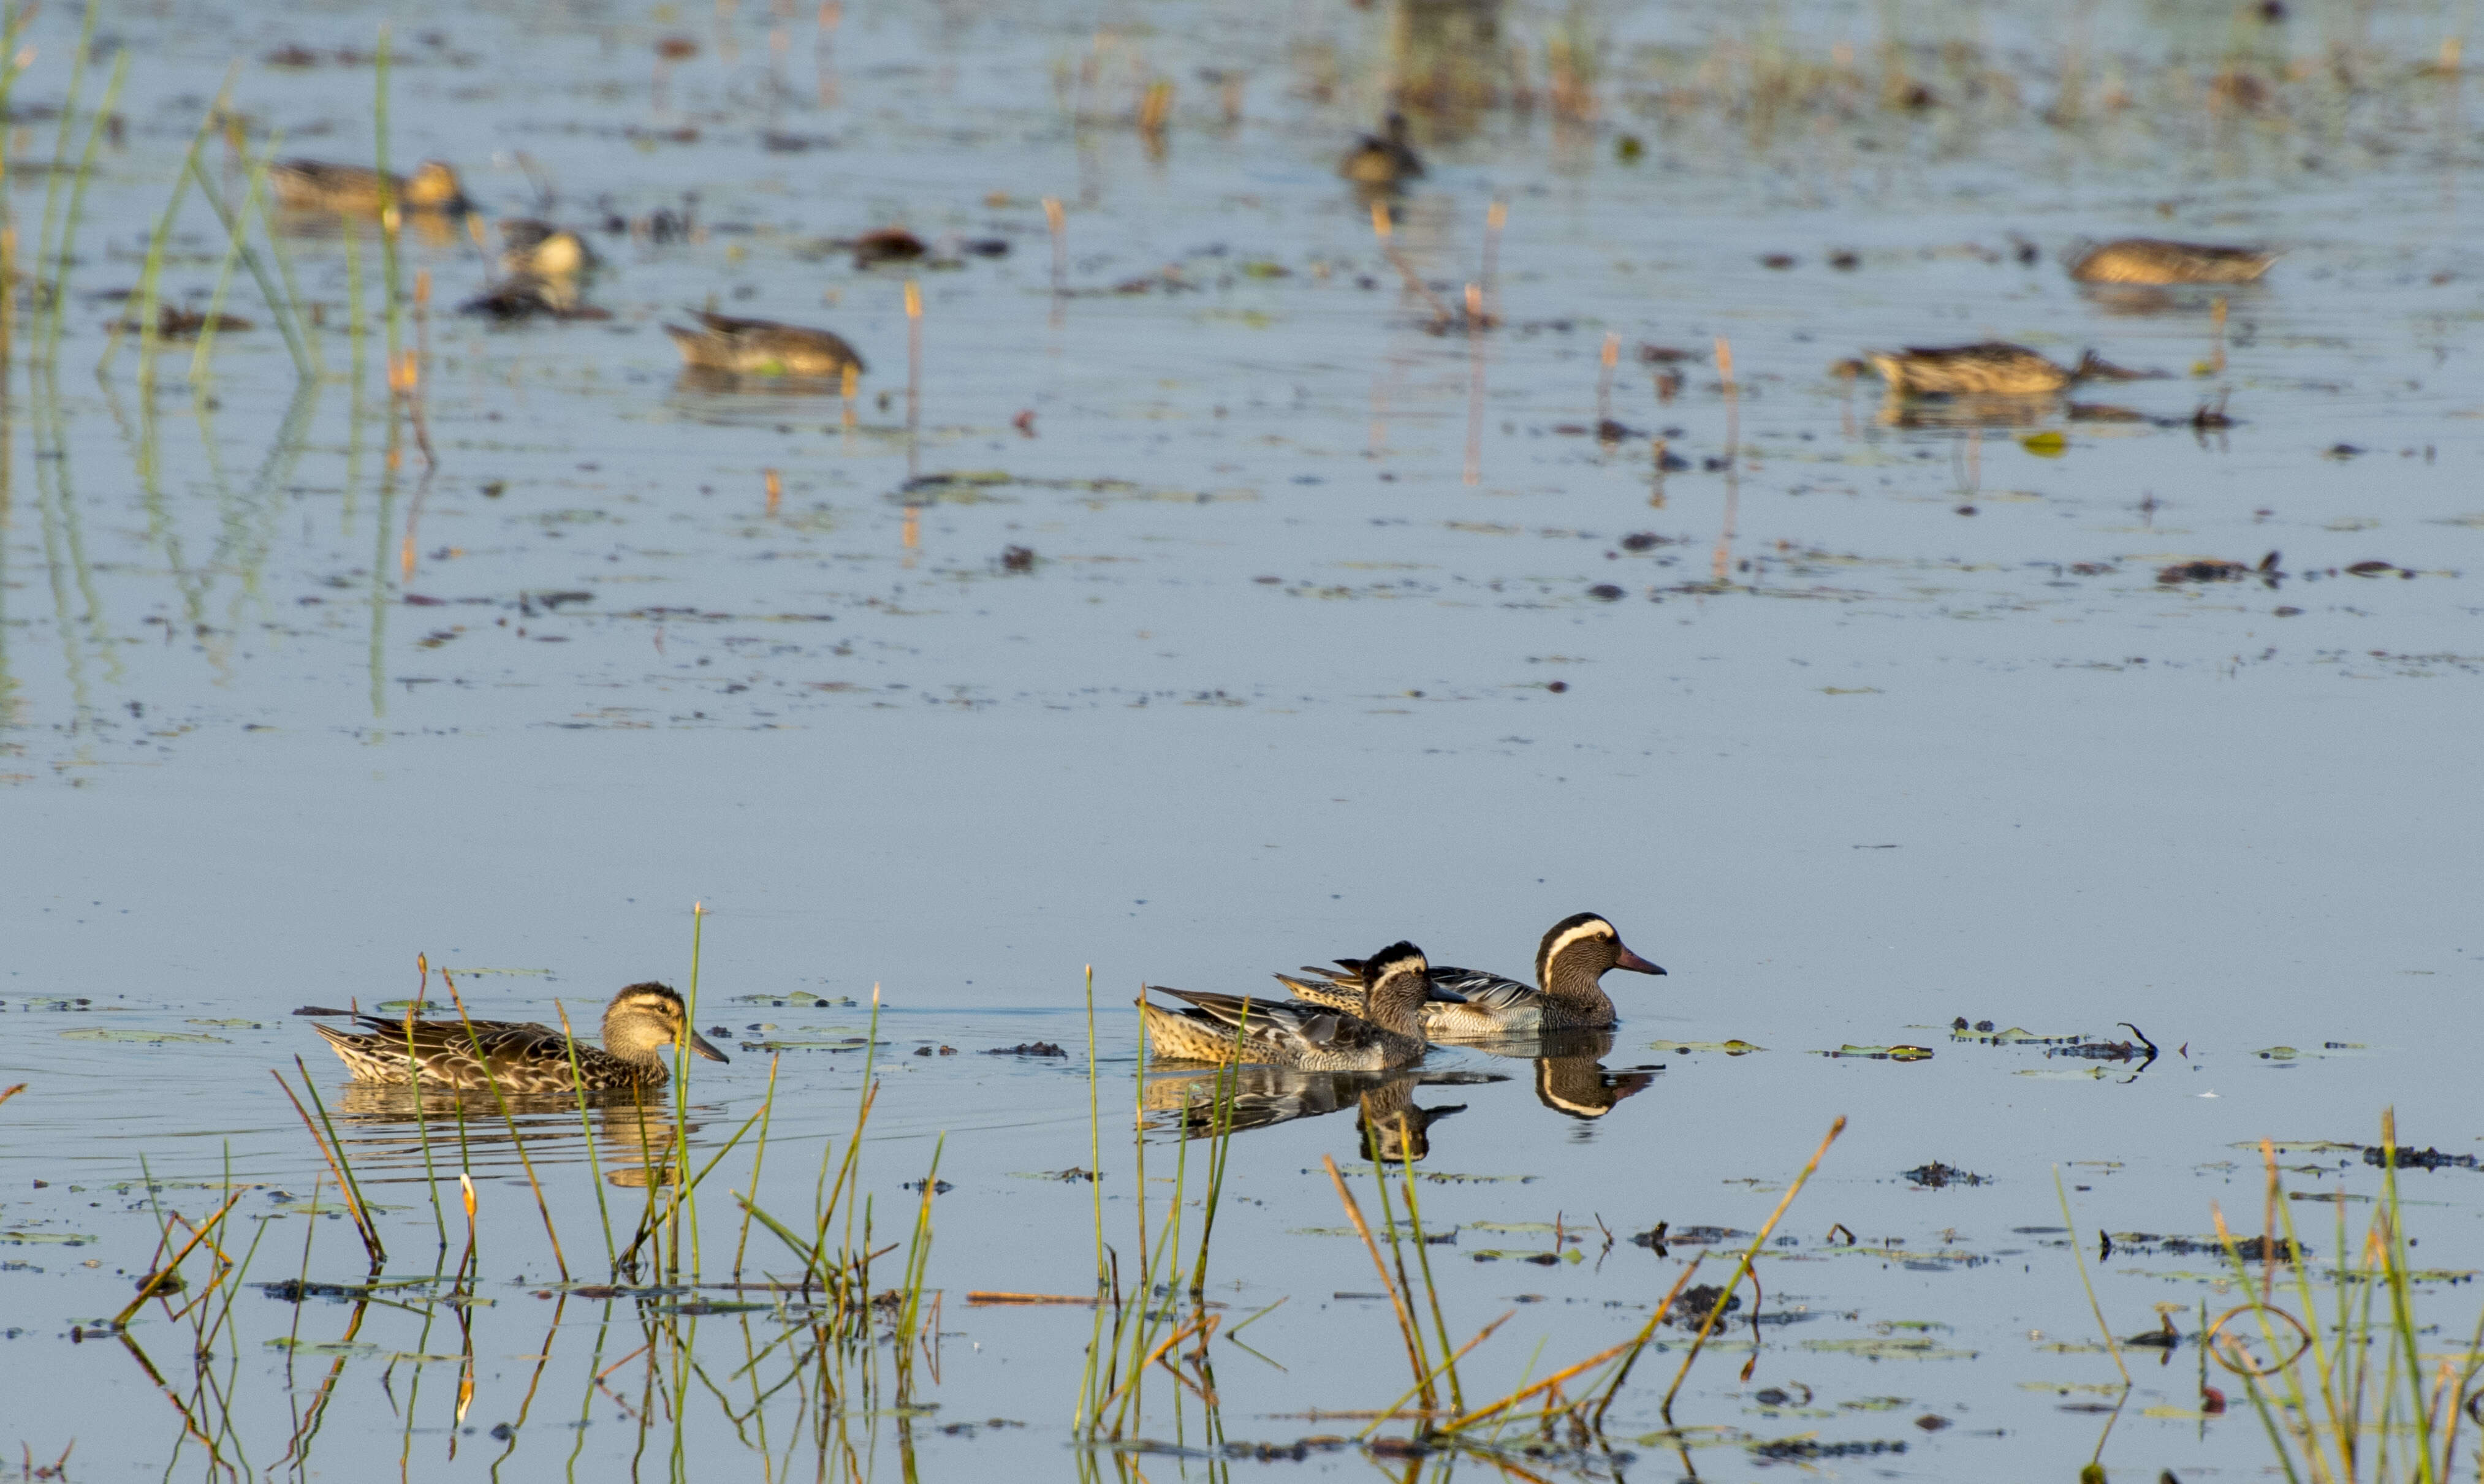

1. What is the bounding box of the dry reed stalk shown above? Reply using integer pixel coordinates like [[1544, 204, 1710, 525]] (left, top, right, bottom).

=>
[[1584, 1254, 1707, 1429], [764, 468, 781, 517], [2211, 296, 2229, 376], [1044, 196, 1066, 300], [272, 1064, 387, 1264], [2054, 1165, 2131, 1386], [113, 1186, 249, 1325], [903, 279, 922, 477], [1482, 200, 1507, 323], [1658, 1115, 1845, 1414], [1320, 1155, 1433, 1409], [1137, 78, 1172, 135], [731, 1053, 781, 1279], [0, 1083, 23, 1109], [968, 1292, 1100, 1306], [1596, 331, 1619, 426], [1361, 1309, 1516, 1436], [1367, 202, 1454, 325]]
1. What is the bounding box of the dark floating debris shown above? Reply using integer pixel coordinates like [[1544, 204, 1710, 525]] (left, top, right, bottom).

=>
[[854, 227, 927, 267], [999, 545, 1037, 573], [1902, 1162, 1987, 1189], [1667, 1283, 1743, 1329], [901, 1178, 954, 1194], [1916, 1414, 1953, 1432], [2102, 1232, 2306, 1260], [2364, 1146, 2478, 1171], [1753, 1438, 1907, 1460], [2158, 551, 2281, 586], [115, 305, 253, 338], [984, 1042, 1068, 1058]]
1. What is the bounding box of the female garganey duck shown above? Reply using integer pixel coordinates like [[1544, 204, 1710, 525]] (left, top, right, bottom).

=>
[[2068, 238, 2273, 286], [310, 982, 727, 1092], [1339, 113, 1424, 190], [1276, 912, 1665, 1037], [1140, 941, 1432, 1070], [663, 308, 867, 379], [1861, 342, 2144, 397], [270, 159, 469, 216]]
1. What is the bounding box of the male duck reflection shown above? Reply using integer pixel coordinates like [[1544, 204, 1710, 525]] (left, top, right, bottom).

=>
[[1276, 913, 1664, 1037], [1140, 941, 1432, 1070], [307, 982, 729, 1092]]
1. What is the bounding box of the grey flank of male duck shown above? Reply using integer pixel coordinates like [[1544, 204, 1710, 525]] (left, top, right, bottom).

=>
[[2068, 237, 2274, 286], [1276, 912, 1665, 1039], [1139, 941, 1433, 1070], [309, 982, 727, 1093], [663, 308, 867, 378], [1338, 113, 1424, 189], [269, 159, 469, 215]]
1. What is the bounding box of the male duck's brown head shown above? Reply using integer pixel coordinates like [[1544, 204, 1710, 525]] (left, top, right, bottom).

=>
[[1534, 913, 1665, 994]]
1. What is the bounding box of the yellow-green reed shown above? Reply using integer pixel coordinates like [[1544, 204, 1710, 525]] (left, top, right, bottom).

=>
[[121, 72, 238, 385], [189, 131, 312, 381], [441, 972, 570, 1281], [398, 960, 449, 1249], [28, 0, 103, 320], [667, 902, 706, 1281], [732, 1053, 781, 1279], [552, 1003, 617, 1267], [373, 26, 405, 372]]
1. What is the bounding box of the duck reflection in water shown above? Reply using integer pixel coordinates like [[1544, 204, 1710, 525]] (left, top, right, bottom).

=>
[[327, 1082, 699, 1190], [1141, 1066, 1500, 1157]]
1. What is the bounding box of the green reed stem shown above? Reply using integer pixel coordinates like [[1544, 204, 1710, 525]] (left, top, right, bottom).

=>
[[190, 137, 308, 380], [400, 1018, 449, 1250], [442, 975, 569, 1280], [121, 69, 237, 385], [1396, 1145, 1462, 1414], [674, 903, 706, 1281], [1659, 1115, 1845, 1417], [733, 1053, 780, 1279], [43, 50, 125, 367], [2056, 1164, 2132, 1388], [29, 0, 101, 324], [281, 1059, 386, 1266], [553, 1002, 618, 1269], [373, 27, 403, 371]]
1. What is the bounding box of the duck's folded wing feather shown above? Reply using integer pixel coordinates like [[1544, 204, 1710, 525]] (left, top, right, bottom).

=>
[[1152, 988, 1338, 1043], [1424, 967, 1537, 1012]]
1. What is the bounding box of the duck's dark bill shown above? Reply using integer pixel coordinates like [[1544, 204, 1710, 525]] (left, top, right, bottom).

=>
[[1615, 945, 1667, 975], [688, 1030, 732, 1063]]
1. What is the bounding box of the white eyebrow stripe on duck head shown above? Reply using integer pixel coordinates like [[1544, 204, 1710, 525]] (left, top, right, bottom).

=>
[[1536, 917, 1614, 983]]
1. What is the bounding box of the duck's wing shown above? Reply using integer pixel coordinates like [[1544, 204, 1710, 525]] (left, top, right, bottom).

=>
[[1423, 966, 1538, 1012], [1274, 966, 1364, 1012], [1149, 988, 1344, 1048]]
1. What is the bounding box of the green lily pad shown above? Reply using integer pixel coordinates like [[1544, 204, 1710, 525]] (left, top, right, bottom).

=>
[[188, 1018, 262, 1028], [1812, 1045, 1933, 1061], [59, 1028, 226, 1044], [265, 1339, 378, 1355], [1653, 1039, 1766, 1055], [1, 1231, 96, 1245]]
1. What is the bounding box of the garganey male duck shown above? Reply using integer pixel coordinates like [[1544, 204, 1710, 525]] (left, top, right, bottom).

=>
[[2068, 238, 2274, 286], [663, 308, 867, 379], [308, 982, 727, 1092], [1140, 941, 1433, 1070], [270, 159, 469, 216], [1276, 912, 1664, 1038]]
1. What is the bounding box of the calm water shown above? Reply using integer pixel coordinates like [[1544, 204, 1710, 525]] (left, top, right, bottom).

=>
[[2, 0, 2481, 1477]]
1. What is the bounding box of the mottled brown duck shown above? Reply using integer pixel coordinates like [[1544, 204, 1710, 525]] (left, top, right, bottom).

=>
[[310, 982, 727, 1092]]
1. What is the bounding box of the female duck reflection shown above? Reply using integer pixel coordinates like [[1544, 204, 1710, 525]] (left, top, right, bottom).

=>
[[330, 1083, 704, 1189]]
